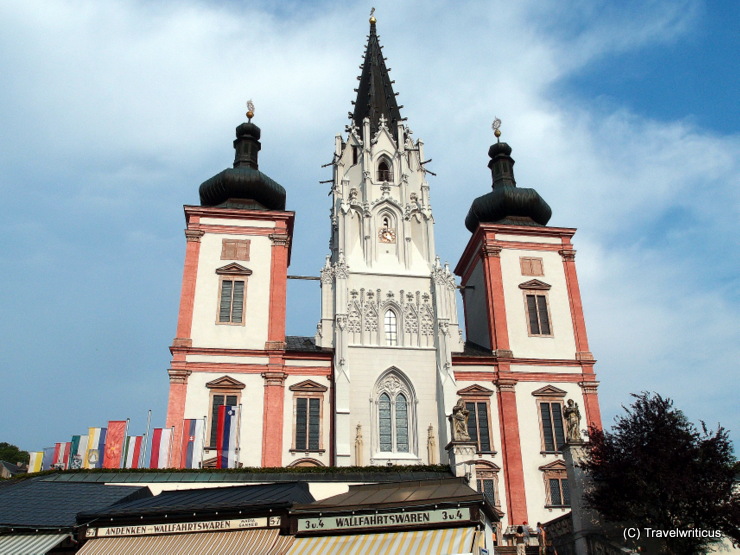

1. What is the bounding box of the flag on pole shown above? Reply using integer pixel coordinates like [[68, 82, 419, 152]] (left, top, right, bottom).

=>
[[28, 452, 44, 473], [103, 421, 127, 469], [53, 442, 71, 469], [123, 436, 144, 468], [149, 428, 173, 469], [42, 447, 55, 470], [180, 419, 205, 469], [86, 427, 107, 469], [216, 406, 238, 469], [69, 436, 81, 469], [70, 435, 88, 469]]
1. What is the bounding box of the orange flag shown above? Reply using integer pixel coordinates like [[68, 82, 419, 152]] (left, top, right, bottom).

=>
[[102, 420, 127, 468]]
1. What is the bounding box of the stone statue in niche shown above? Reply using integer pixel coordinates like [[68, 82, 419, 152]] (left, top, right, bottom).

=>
[[564, 398, 582, 443], [449, 398, 471, 441], [354, 423, 364, 466]]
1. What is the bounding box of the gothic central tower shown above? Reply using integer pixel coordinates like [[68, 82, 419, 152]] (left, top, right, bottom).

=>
[[315, 16, 464, 466]]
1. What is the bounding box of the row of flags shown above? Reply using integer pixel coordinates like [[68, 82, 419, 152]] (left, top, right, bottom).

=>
[[26, 406, 241, 472]]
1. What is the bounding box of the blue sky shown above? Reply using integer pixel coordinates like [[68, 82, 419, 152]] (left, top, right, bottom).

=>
[[1, 0, 737, 453]]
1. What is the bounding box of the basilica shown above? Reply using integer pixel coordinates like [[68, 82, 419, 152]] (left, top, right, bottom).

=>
[[164, 15, 602, 532]]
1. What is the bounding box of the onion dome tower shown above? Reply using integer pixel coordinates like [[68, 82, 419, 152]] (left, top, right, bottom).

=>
[[464, 121, 551, 231], [199, 103, 286, 210]]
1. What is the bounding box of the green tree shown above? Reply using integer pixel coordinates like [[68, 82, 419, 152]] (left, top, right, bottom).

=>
[[0, 442, 29, 465], [582, 393, 739, 554]]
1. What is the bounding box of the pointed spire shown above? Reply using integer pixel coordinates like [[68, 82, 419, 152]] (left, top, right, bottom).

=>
[[352, 13, 402, 139]]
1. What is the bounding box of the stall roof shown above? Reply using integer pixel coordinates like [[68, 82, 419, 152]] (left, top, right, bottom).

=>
[[291, 477, 486, 514], [41, 468, 452, 484], [0, 476, 151, 529], [78, 482, 314, 521]]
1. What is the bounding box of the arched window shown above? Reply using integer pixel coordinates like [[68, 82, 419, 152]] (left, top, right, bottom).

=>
[[377, 159, 392, 182], [375, 371, 415, 455], [384, 310, 398, 346]]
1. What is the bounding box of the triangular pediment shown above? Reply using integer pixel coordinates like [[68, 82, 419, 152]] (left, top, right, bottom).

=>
[[216, 263, 252, 276], [518, 279, 551, 290], [531, 385, 567, 397], [539, 459, 567, 471], [289, 379, 328, 393], [206, 376, 246, 390], [457, 384, 494, 397]]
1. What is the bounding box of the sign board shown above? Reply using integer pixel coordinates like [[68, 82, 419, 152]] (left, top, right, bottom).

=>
[[297, 507, 472, 533], [86, 516, 281, 538]]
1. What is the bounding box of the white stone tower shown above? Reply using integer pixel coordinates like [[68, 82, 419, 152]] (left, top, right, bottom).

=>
[[316, 16, 464, 466]]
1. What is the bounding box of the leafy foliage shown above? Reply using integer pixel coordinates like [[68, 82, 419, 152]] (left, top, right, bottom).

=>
[[0, 442, 29, 465], [582, 393, 739, 554]]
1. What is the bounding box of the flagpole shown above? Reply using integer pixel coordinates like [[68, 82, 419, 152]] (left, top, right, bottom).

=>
[[120, 419, 130, 469], [178, 417, 187, 469], [167, 426, 175, 468], [236, 403, 242, 469], [201, 414, 207, 469], [141, 410, 152, 469]]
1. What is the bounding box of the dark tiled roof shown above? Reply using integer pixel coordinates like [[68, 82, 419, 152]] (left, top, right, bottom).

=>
[[353, 19, 403, 140], [292, 477, 481, 513], [0, 461, 25, 476], [79, 482, 313, 521], [0, 476, 151, 528], [285, 336, 329, 353], [43, 468, 453, 484], [459, 341, 494, 357]]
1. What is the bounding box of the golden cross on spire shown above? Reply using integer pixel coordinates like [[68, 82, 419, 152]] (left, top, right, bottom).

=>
[[246, 99, 255, 122]]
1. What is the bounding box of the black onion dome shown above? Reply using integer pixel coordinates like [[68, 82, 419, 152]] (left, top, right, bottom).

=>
[[465, 141, 551, 232], [199, 120, 286, 211]]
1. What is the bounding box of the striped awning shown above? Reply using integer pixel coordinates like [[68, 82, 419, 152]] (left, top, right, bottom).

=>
[[0, 533, 68, 554], [76, 528, 293, 555], [287, 527, 476, 555]]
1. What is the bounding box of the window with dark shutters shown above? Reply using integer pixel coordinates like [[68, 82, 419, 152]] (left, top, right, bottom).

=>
[[466, 401, 492, 452], [526, 294, 551, 335], [540, 402, 565, 452]]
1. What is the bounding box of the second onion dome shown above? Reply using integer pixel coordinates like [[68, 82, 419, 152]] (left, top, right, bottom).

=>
[[199, 108, 286, 211], [464, 138, 551, 232]]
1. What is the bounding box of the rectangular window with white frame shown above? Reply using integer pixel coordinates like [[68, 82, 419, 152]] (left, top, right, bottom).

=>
[[289, 380, 327, 454]]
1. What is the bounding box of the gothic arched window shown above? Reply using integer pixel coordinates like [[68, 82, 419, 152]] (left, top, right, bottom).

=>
[[377, 159, 392, 182], [375, 370, 415, 455], [384, 310, 398, 346]]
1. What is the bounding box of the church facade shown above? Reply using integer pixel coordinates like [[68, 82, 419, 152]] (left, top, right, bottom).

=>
[[165, 17, 602, 531]]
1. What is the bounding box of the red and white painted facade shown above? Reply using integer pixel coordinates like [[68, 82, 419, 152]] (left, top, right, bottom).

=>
[[164, 19, 603, 534], [452, 223, 602, 528]]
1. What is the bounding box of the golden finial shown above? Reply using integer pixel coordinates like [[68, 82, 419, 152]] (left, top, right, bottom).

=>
[[369, 7, 376, 24], [492, 117, 502, 142], [246, 99, 255, 122]]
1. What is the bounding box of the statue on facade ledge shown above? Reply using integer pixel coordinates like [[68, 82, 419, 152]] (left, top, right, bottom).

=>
[[449, 398, 471, 441], [564, 398, 582, 443]]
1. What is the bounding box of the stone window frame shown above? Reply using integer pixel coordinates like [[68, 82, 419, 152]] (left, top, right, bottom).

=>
[[377, 155, 393, 182], [540, 460, 570, 508], [215, 263, 252, 326], [519, 279, 554, 337], [532, 385, 567, 453], [476, 460, 502, 509], [289, 380, 328, 454], [373, 368, 417, 457], [457, 385, 496, 454], [205, 376, 245, 449]]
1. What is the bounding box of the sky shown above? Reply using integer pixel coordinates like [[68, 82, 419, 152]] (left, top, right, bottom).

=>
[[1, 0, 738, 454]]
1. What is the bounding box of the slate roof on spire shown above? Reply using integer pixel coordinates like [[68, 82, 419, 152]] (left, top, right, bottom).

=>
[[353, 19, 402, 139]]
